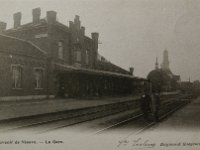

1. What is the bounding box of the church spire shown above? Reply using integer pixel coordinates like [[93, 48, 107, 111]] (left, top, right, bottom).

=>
[[161, 49, 170, 70], [155, 57, 159, 70]]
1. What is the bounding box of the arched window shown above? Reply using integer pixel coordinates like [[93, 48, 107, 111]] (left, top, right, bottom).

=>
[[58, 41, 63, 59]]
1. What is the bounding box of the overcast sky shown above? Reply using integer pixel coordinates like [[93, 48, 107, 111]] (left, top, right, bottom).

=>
[[0, 0, 200, 81]]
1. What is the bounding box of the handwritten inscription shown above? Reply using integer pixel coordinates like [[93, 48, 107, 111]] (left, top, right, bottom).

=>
[[117, 137, 200, 149], [117, 137, 156, 148]]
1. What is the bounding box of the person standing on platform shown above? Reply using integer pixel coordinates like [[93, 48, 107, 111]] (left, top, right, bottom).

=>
[[151, 89, 161, 122], [141, 81, 151, 120]]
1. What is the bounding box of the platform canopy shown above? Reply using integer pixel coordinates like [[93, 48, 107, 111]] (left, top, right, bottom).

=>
[[54, 63, 145, 80]]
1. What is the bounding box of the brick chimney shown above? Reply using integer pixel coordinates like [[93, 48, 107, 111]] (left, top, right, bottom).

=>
[[91, 32, 99, 67], [81, 26, 85, 35], [13, 12, 22, 28], [91, 32, 99, 51], [46, 11, 57, 24], [32, 8, 41, 24], [129, 67, 134, 75], [0, 21, 7, 32]]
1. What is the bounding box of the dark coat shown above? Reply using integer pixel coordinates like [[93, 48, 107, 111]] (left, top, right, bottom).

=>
[[141, 94, 151, 112]]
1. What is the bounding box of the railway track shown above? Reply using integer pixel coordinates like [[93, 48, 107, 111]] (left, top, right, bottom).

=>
[[0, 97, 191, 134], [0, 99, 140, 133], [0, 107, 138, 133], [94, 99, 190, 135], [37, 99, 190, 134]]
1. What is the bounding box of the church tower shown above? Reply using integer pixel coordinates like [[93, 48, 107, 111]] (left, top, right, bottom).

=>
[[155, 57, 159, 70], [161, 49, 170, 70]]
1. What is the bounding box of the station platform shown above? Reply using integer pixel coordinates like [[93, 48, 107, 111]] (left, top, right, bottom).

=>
[[0, 96, 141, 121]]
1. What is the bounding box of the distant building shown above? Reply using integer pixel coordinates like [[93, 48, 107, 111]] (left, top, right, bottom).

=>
[[180, 81, 192, 92], [147, 50, 180, 92], [180, 80, 200, 96], [192, 80, 200, 95], [0, 8, 141, 100]]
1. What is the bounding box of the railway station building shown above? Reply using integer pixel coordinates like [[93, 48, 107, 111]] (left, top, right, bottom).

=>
[[0, 8, 143, 100]]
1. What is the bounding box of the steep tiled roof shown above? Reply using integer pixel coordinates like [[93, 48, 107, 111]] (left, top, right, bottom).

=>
[[0, 34, 47, 55]]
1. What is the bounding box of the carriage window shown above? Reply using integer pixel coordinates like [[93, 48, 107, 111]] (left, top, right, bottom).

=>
[[34, 68, 43, 89], [58, 41, 63, 59], [12, 65, 22, 89]]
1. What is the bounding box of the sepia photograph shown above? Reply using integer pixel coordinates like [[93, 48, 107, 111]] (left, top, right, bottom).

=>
[[0, 0, 200, 149]]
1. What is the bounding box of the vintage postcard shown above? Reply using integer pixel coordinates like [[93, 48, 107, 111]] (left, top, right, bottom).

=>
[[0, 0, 199, 149]]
